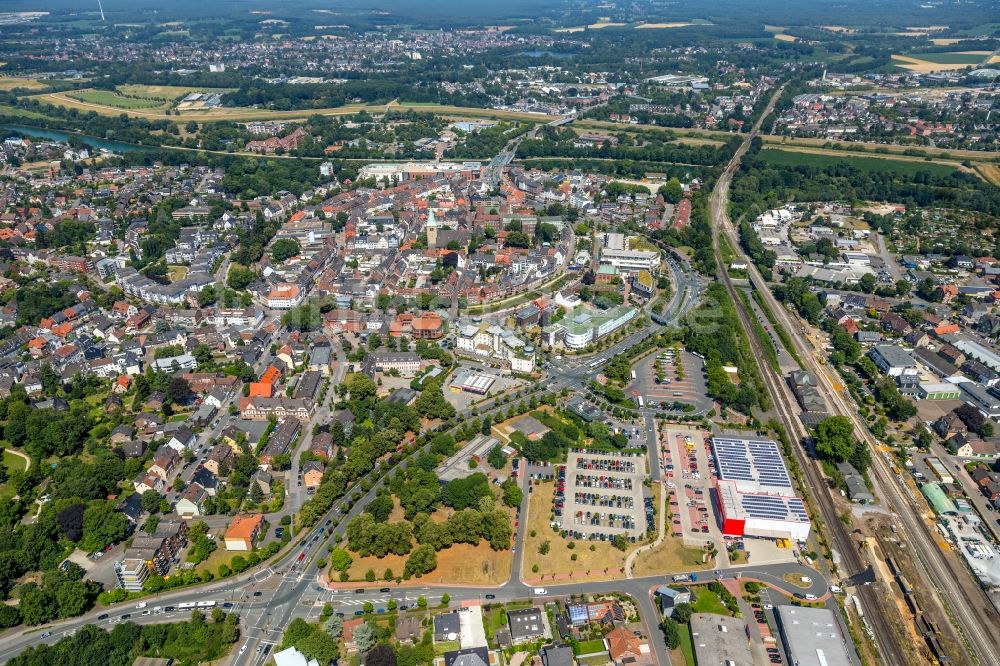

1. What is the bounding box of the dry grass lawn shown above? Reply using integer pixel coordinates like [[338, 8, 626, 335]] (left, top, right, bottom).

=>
[[782, 572, 813, 589], [342, 541, 512, 586], [773, 34, 798, 42], [890, 54, 984, 72], [521, 481, 629, 583], [631, 538, 711, 577]]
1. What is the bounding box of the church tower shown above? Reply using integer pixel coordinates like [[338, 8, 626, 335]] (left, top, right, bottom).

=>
[[426, 209, 439, 249]]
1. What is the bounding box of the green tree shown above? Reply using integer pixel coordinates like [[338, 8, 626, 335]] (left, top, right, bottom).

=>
[[814, 416, 857, 463], [80, 501, 128, 553], [353, 622, 377, 652], [673, 602, 693, 624], [501, 479, 523, 508], [140, 490, 162, 514], [329, 548, 353, 572], [271, 238, 302, 262], [486, 444, 505, 469], [662, 618, 681, 649]]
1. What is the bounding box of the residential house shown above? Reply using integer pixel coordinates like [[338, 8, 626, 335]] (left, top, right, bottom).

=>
[[204, 444, 234, 476], [434, 611, 462, 643], [223, 513, 265, 551], [541, 644, 576, 666], [302, 460, 325, 489], [605, 626, 644, 664], [656, 586, 693, 618], [507, 607, 546, 643], [251, 469, 273, 498], [443, 647, 491, 666], [175, 483, 208, 518], [395, 616, 422, 644], [167, 425, 197, 452]]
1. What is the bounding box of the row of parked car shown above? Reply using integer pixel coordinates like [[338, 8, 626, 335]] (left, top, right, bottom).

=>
[[574, 473, 634, 490], [576, 457, 636, 473], [574, 491, 634, 509]]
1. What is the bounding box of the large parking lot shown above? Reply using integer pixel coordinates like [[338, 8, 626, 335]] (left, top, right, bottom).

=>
[[555, 450, 650, 542], [628, 349, 712, 413], [661, 427, 726, 551]]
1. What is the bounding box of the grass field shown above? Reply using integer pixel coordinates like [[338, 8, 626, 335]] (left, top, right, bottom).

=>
[[782, 572, 813, 588], [69, 89, 167, 109], [0, 104, 51, 121], [758, 147, 961, 178], [631, 534, 710, 577], [167, 265, 189, 282], [573, 118, 1000, 162], [676, 624, 696, 666], [521, 481, 629, 582], [690, 587, 734, 616], [574, 639, 609, 655]]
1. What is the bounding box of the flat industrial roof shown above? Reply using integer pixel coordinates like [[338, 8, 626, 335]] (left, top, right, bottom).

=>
[[717, 480, 809, 523], [690, 613, 753, 666], [712, 437, 793, 494], [775, 606, 851, 666]]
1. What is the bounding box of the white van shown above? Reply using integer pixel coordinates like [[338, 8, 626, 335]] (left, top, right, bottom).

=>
[[135, 602, 148, 609], [804, 593, 817, 601], [533, 588, 547, 595]]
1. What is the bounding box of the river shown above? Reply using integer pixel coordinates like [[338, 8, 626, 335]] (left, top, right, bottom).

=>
[[1, 125, 155, 153]]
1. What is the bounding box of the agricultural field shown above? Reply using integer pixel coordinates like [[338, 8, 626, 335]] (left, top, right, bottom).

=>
[[890, 51, 993, 72], [0, 77, 46, 91], [758, 147, 963, 178], [976, 164, 1000, 187]]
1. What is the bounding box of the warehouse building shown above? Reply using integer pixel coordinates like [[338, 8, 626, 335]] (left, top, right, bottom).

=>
[[711, 437, 795, 495], [690, 613, 753, 666], [711, 436, 811, 540], [715, 479, 811, 541], [775, 606, 852, 666]]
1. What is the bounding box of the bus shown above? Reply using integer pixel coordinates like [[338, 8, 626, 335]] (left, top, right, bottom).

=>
[[196, 601, 216, 608], [178, 602, 196, 610], [630, 370, 636, 380], [588, 359, 603, 369], [636, 396, 645, 408]]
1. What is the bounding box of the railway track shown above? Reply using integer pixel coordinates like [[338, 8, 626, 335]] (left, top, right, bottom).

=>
[[708, 85, 909, 665], [709, 85, 1000, 666]]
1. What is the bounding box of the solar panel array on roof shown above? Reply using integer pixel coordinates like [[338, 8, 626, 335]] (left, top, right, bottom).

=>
[[741, 494, 808, 522], [712, 437, 793, 491]]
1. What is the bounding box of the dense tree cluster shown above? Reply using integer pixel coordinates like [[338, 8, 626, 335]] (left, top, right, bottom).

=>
[[9, 612, 240, 666], [683, 283, 768, 414], [813, 416, 871, 473]]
